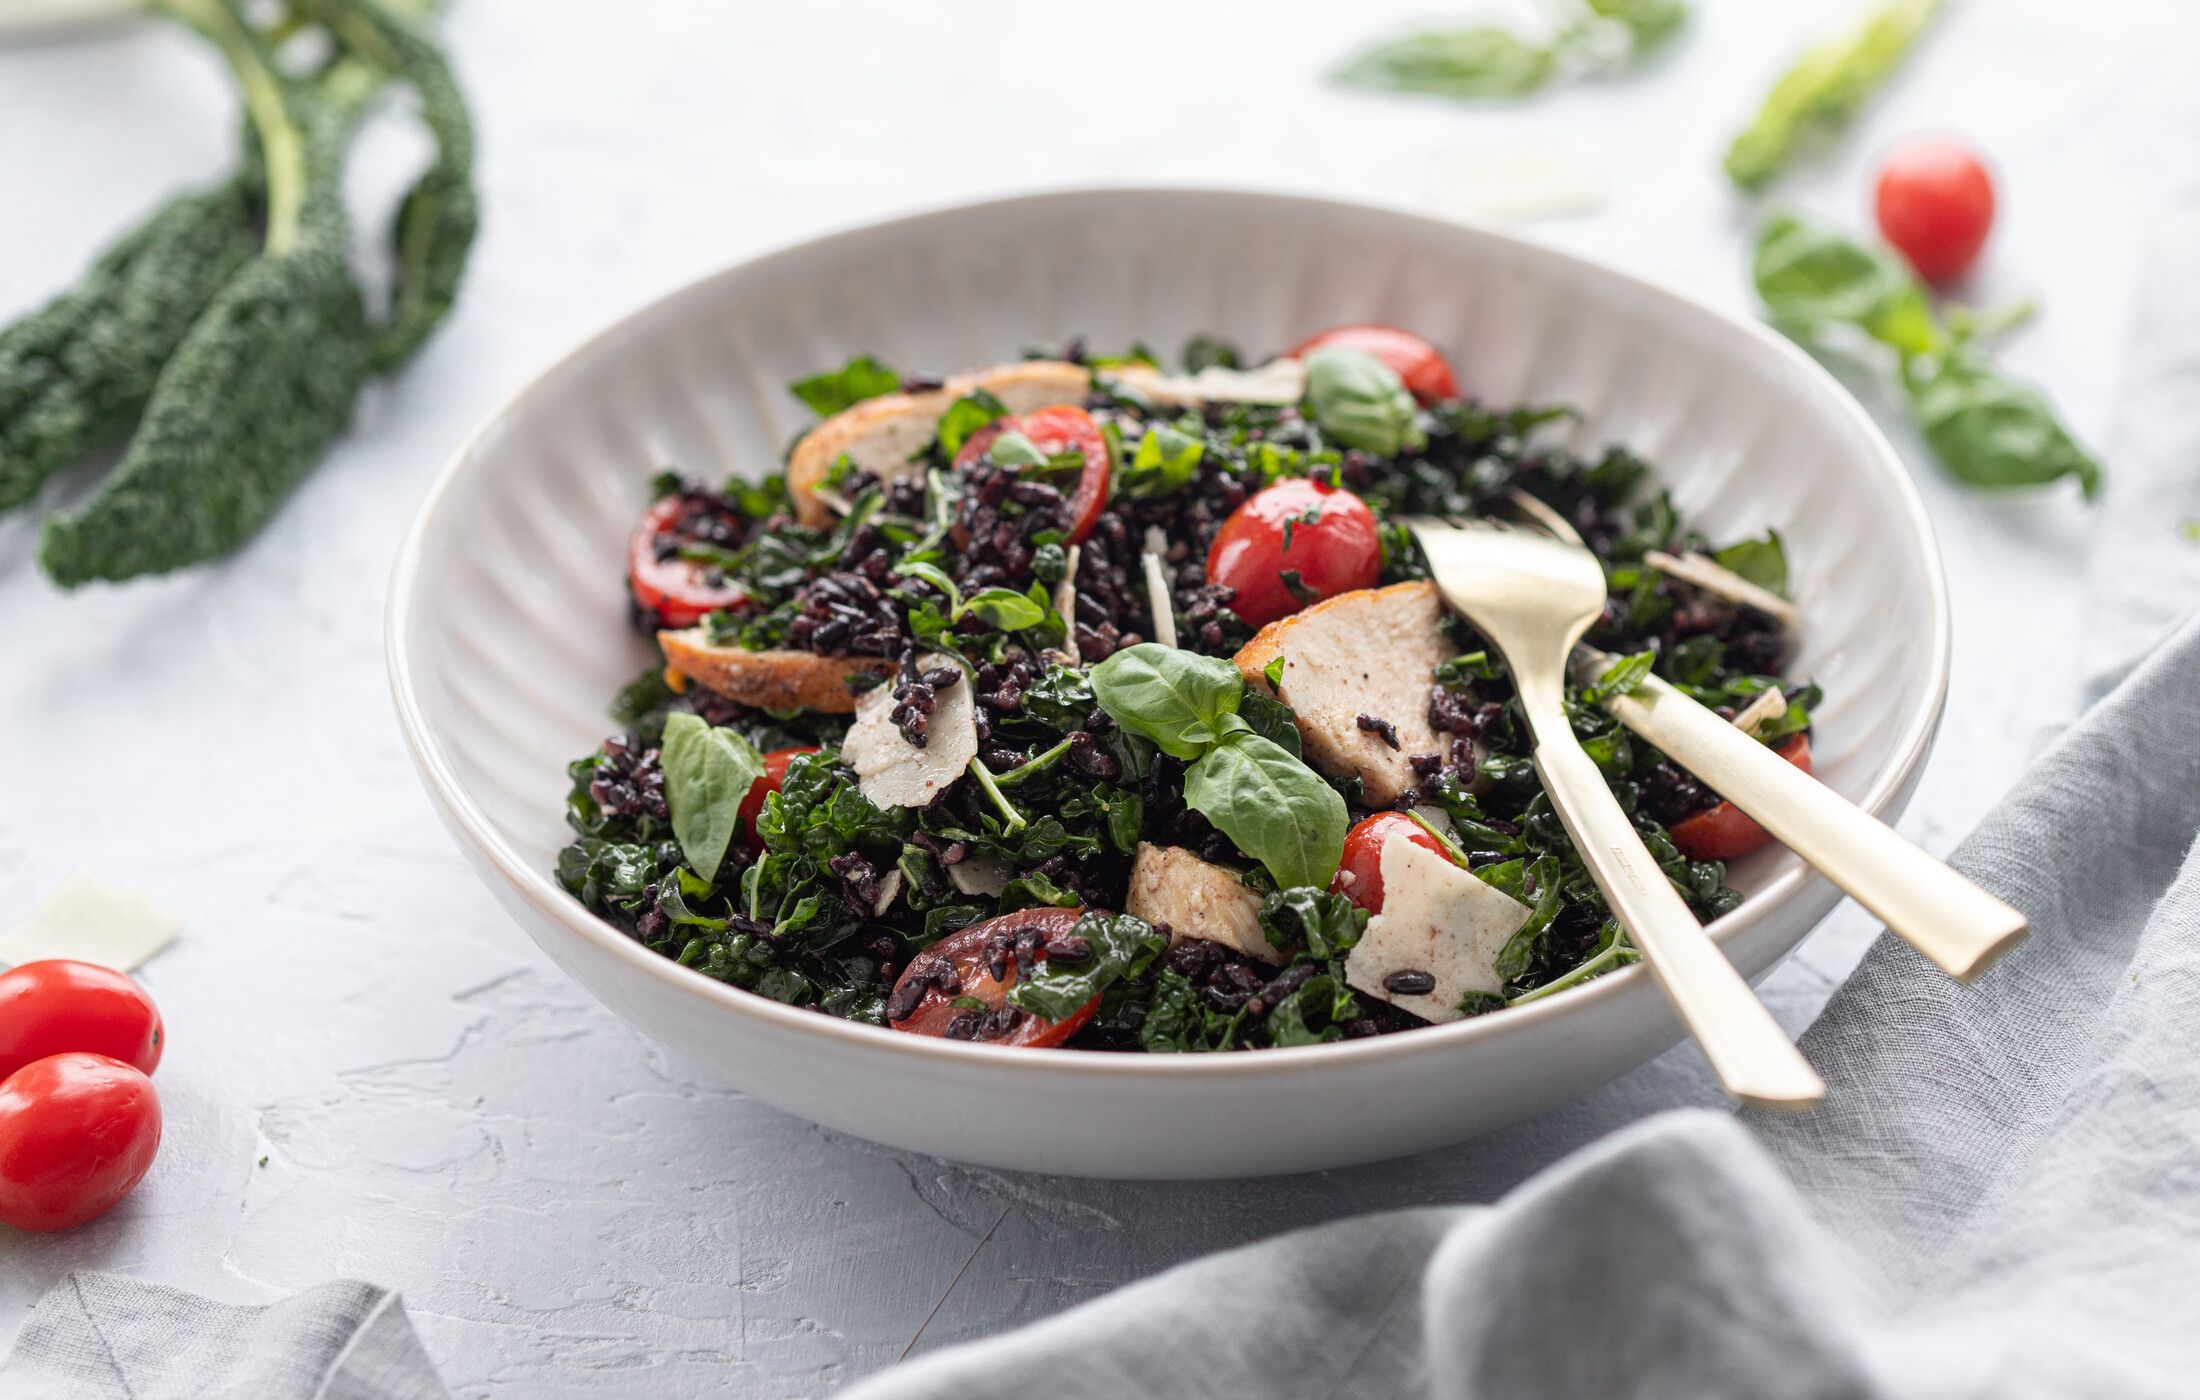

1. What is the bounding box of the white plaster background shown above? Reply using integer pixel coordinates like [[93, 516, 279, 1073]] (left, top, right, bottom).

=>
[[0, 1, 2187, 1393]]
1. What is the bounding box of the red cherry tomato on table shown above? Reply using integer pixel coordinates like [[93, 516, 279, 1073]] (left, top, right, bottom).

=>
[[886, 908, 1098, 1049], [1290, 324, 1459, 404], [628, 493, 751, 630], [738, 746, 818, 854], [0, 1052, 162, 1233], [1667, 735, 1814, 862], [0, 961, 164, 1082], [954, 404, 1112, 546], [1206, 478, 1382, 629], [1331, 812, 1449, 914], [1874, 137, 1996, 284]]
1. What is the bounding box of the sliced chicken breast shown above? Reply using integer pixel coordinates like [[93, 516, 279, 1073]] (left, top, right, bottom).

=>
[[1124, 842, 1279, 964], [659, 628, 892, 714]]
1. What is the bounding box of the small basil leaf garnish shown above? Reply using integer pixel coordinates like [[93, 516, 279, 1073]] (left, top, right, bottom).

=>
[[660, 712, 766, 879]]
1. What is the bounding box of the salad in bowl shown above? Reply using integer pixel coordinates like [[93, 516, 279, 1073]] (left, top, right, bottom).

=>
[[557, 325, 1816, 1055]]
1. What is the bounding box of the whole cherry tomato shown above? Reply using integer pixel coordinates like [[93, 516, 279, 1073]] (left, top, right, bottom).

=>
[[1331, 812, 1449, 914], [628, 492, 751, 630], [1668, 734, 1814, 862], [1874, 137, 1996, 284], [954, 404, 1112, 545], [1206, 478, 1382, 629], [0, 961, 164, 1082], [739, 746, 819, 854], [0, 1053, 162, 1233], [886, 908, 1097, 1049], [1289, 324, 1459, 404]]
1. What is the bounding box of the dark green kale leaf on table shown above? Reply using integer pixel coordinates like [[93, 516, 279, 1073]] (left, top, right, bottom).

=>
[[2, 0, 478, 587]]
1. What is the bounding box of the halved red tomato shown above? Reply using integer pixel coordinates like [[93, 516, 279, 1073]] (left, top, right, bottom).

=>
[[953, 404, 1111, 544], [1289, 324, 1459, 404], [1206, 478, 1382, 629], [1331, 812, 1449, 914], [886, 908, 1097, 1048], [739, 746, 818, 854], [628, 494, 750, 630], [1668, 734, 1813, 861]]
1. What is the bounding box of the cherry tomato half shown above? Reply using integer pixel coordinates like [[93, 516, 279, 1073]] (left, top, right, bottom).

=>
[[628, 493, 751, 630], [1206, 478, 1382, 629], [1874, 137, 1996, 284], [1331, 812, 1449, 914], [0, 961, 163, 1083], [739, 746, 818, 854], [1290, 324, 1459, 404], [954, 404, 1111, 545], [887, 908, 1097, 1049], [1667, 734, 1813, 862], [0, 1053, 162, 1233]]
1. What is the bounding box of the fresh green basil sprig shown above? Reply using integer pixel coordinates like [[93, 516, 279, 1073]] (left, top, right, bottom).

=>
[[1087, 644, 1348, 891], [1304, 347, 1425, 458], [1331, 0, 1688, 102], [1753, 213, 2101, 499], [660, 712, 766, 880]]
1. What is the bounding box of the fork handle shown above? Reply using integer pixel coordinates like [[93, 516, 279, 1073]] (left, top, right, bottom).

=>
[[1519, 688, 1825, 1109], [1599, 670, 2027, 982]]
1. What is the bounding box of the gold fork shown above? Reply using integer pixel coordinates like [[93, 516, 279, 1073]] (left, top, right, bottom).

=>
[[1503, 490, 2028, 983], [1406, 512, 1826, 1109]]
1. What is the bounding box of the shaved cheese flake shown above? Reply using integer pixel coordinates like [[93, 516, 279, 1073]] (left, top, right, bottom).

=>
[[1054, 544, 1082, 665], [810, 485, 856, 518], [842, 653, 979, 808], [1730, 687, 1789, 740], [1123, 359, 1307, 407], [946, 852, 1012, 899], [1345, 837, 1531, 1022], [1427, 137, 1608, 224], [1142, 551, 1179, 649], [1, 871, 182, 972], [872, 868, 906, 918], [1645, 550, 1801, 627]]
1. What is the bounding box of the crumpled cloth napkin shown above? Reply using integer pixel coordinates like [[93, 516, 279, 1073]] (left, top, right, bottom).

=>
[[844, 601, 2200, 1400], [0, 1275, 446, 1400]]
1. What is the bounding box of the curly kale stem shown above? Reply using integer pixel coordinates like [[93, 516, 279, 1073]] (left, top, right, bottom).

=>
[[150, 0, 306, 251], [967, 758, 1027, 832]]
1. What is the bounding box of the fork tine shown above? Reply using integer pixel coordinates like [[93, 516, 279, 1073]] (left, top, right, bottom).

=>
[[1502, 488, 1586, 547]]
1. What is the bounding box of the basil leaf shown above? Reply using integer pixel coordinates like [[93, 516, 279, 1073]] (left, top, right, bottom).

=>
[[1723, 0, 1941, 193], [1904, 351, 2103, 499], [1088, 643, 1245, 761], [1007, 911, 1168, 1023], [1121, 422, 1206, 497], [1183, 730, 1348, 891], [936, 388, 1007, 458], [1304, 346, 1425, 457], [1331, 25, 1556, 99], [960, 587, 1048, 632], [1582, 649, 1655, 704], [1586, 0, 1688, 45], [1710, 531, 1789, 596], [1752, 213, 1935, 354], [660, 712, 766, 879], [789, 355, 900, 417]]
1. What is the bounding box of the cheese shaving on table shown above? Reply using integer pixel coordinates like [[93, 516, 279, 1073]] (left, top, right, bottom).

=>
[[0, 871, 182, 972], [1426, 137, 1608, 224], [1644, 550, 1801, 627]]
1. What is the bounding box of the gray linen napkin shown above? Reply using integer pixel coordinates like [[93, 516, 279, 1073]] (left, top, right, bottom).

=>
[[843, 603, 2200, 1400], [0, 1274, 447, 1400]]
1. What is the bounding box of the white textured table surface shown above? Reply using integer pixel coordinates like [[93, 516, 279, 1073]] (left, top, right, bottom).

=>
[[0, 1, 2175, 1393]]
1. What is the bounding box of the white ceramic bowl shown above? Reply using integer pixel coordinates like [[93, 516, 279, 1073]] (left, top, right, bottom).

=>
[[387, 188, 1947, 1179]]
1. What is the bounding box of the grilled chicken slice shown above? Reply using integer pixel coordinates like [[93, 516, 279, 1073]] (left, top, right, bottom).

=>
[[1234, 581, 1461, 805], [659, 628, 892, 714], [1124, 842, 1279, 964], [787, 360, 1094, 525]]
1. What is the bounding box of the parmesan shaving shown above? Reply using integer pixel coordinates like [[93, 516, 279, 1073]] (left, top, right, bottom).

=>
[[1142, 551, 1179, 649], [1644, 550, 1801, 627], [841, 653, 980, 808], [1344, 837, 1531, 1023], [0, 872, 182, 972]]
